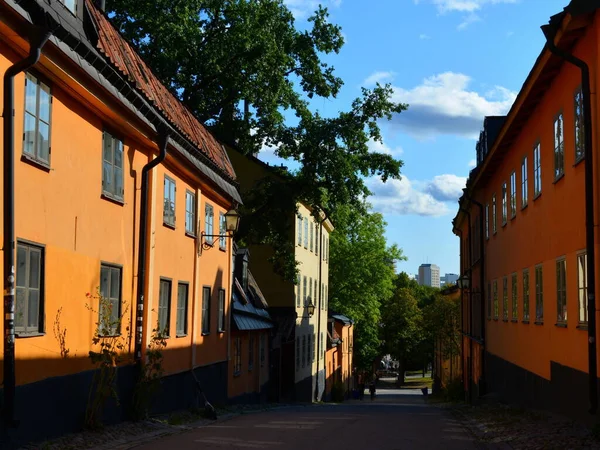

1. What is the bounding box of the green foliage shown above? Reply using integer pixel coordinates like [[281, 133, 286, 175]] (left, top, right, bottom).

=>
[[132, 322, 168, 420], [328, 202, 405, 370], [84, 289, 132, 429], [107, 0, 344, 154], [422, 291, 461, 361], [53, 307, 70, 359]]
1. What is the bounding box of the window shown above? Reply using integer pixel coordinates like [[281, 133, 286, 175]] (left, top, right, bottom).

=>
[[523, 269, 530, 322], [260, 334, 266, 367], [485, 204, 489, 240], [510, 172, 516, 218], [307, 334, 312, 365], [314, 279, 318, 308], [16, 242, 44, 335], [325, 285, 328, 310], [158, 279, 171, 335], [312, 333, 316, 362], [60, 0, 77, 14], [303, 276, 307, 306], [556, 258, 567, 323], [219, 212, 226, 250], [320, 332, 324, 359], [492, 194, 497, 234], [310, 220, 314, 252], [296, 337, 300, 370], [501, 182, 507, 225], [249, 337, 255, 370], [309, 277, 313, 305], [218, 288, 226, 332], [578, 253, 588, 324], [302, 335, 307, 368], [304, 218, 308, 248], [493, 281, 498, 319], [487, 282, 491, 319], [242, 258, 248, 292], [521, 157, 528, 208], [297, 215, 302, 246], [575, 87, 585, 161], [100, 131, 125, 201], [23, 73, 51, 166], [176, 283, 188, 336], [185, 191, 196, 235], [315, 224, 319, 256], [554, 113, 565, 179], [511, 273, 517, 320], [234, 337, 242, 375], [163, 176, 176, 226], [534, 143, 542, 197], [99, 264, 121, 335], [202, 286, 211, 334], [502, 277, 508, 320], [535, 265, 543, 322], [297, 274, 301, 307], [204, 204, 214, 245]]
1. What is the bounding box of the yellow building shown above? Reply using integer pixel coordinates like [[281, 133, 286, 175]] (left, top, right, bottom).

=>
[[225, 148, 334, 402], [0, 0, 241, 445]]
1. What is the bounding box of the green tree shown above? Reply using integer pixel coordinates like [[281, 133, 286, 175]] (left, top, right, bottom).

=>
[[328, 203, 404, 370]]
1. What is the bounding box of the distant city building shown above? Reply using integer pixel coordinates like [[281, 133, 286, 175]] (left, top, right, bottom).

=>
[[441, 273, 459, 285], [418, 264, 440, 288]]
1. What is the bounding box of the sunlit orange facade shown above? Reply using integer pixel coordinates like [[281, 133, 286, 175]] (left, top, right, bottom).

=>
[[454, 3, 600, 420]]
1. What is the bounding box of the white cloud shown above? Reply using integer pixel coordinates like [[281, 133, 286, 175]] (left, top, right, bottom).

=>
[[419, 33, 432, 40], [389, 71, 516, 139], [423, 174, 467, 201], [363, 71, 396, 87], [507, 30, 514, 37], [468, 159, 476, 168], [367, 138, 403, 156], [367, 176, 449, 217], [457, 12, 481, 30], [425, 0, 518, 13], [284, 0, 341, 18]]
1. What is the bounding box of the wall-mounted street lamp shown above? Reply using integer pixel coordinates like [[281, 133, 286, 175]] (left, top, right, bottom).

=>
[[457, 274, 471, 290], [300, 301, 316, 319], [200, 208, 241, 252]]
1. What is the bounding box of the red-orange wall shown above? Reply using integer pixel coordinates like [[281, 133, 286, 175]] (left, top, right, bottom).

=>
[[228, 330, 269, 399]]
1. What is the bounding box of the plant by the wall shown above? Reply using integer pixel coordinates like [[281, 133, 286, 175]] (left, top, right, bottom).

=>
[[84, 289, 131, 429], [53, 307, 70, 359], [132, 321, 167, 420]]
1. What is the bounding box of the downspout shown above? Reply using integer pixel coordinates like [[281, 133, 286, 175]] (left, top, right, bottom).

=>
[[314, 212, 327, 402], [134, 126, 170, 363], [463, 190, 486, 395], [2, 26, 51, 427], [459, 206, 473, 404], [543, 24, 597, 415]]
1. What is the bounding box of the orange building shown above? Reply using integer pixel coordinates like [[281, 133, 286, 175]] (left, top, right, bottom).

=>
[[0, 0, 241, 445], [324, 312, 354, 401], [228, 248, 273, 403], [432, 285, 462, 394], [454, 0, 600, 420]]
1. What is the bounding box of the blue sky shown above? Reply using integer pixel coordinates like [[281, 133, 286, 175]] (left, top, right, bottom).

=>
[[259, 0, 567, 277]]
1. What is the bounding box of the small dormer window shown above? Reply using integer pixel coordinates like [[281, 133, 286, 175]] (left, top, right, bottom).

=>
[[61, 0, 77, 15], [242, 259, 248, 292]]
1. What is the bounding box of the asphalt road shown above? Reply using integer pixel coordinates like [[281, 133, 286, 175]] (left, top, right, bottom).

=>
[[137, 387, 476, 449]]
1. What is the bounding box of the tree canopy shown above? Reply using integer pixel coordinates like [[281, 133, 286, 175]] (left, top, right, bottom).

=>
[[328, 203, 404, 370]]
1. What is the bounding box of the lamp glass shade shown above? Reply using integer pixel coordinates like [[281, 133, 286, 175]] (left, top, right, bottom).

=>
[[225, 209, 241, 233], [307, 303, 315, 318]]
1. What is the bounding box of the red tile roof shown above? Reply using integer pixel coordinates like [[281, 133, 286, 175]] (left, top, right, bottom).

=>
[[86, 0, 235, 180]]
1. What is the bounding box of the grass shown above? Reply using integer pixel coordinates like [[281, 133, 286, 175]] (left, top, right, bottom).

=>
[[400, 376, 433, 389]]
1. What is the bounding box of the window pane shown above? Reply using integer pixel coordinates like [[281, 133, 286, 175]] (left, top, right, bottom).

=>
[[63, 0, 76, 13], [38, 121, 50, 163], [25, 76, 37, 114], [15, 287, 26, 329], [114, 167, 123, 198], [23, 112, 36, 155], [110, 268, 120, 299], [100, 266, 110, 298], [103, 161, 113, 194], [16, 246, 27, 288], [28, 289, 39, 329], [103, 133, 113, 162], [114, 140, 123, 168], [39, 83, 51, 123], [28, 248, 40, 289]]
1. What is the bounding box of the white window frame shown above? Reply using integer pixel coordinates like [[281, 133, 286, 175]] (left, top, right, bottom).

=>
[[521, 156, 528, 208]]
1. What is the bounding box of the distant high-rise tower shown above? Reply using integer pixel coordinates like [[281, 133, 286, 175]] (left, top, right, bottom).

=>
[[441, 273, 459, 285], [418, 264, 440, 288]]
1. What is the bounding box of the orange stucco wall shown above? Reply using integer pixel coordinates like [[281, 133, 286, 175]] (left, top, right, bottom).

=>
[[0, 17, 235, 387], [325, 321, 354, 398], [460, 14, 600, 381], [228, 330, 270, 399]]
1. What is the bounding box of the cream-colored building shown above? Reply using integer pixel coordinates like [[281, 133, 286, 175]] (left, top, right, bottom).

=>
[[224, 147, 333, 402]]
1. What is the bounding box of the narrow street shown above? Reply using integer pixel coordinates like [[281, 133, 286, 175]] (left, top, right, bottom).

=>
[[136, 381, 476, 449]]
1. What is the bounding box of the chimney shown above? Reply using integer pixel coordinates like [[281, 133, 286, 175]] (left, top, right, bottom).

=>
[[98, 0, 106, 12]]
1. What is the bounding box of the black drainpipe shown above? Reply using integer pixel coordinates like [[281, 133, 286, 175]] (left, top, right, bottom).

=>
[[2, 26, 51, 427], [542, 24, 597, 415], [459, 206, 473, 403], [134, 126, 170, 362], [463, 190, 486, 395], [314, 212, 327, 401]]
